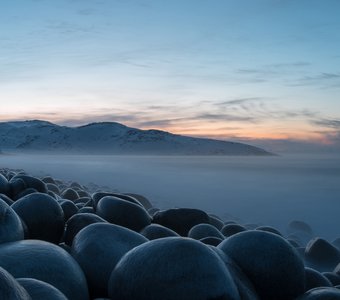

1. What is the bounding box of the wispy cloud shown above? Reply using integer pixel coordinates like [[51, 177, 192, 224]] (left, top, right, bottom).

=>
[[194, 113, 257, 123], [290, 72, 340, 87], [216, 97, 262, 106], [236, 61, 311, 82], [312, 118, 340, 129]]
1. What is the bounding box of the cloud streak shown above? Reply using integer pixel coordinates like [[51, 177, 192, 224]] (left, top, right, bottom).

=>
[[312, 118, 340, 129]]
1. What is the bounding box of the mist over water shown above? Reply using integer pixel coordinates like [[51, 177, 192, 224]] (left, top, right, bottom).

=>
[[1, 153, 339, 239]]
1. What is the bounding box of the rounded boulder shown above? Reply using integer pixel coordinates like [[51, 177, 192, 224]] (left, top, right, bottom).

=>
[[96, 196, 151, 232], [17, 278, 68, 300], [108, 237, 240, 300], [11, 193, 65, 243], [218, 230, 305, 300], [71, 223, 148, 298], [0, 240, 89, 300]]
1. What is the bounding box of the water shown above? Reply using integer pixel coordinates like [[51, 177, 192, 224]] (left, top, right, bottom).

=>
[[1, 154, 339, 239]]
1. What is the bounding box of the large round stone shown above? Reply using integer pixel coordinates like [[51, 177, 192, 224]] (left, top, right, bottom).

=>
[[59, 200, 78, 221], [61, 188, 79, 201], [0, 240, 89, 300], [9, 178, 27, 198], [305, 238, 340, 272], [10, 175, 47, 194], [221, 224, 247, 237], [0, 199, 24, 244], [63, 213, 107, 246], [92, 192, 142, 207], [305, 267, 332, 291], [11, 193, 65, 243], [211, 247, 260, 300], [17, 278, 68, 300], [96, 196, 151, 232], [188, 223, 225, 240], [218, 230, 305, 300], [108, 237, 240, 300], [0, 266, 31, 300], [140, 224, 179, 240], [153, 208, 210, 236], [71, 223, 148, 298], [125, 193, 152, 209]]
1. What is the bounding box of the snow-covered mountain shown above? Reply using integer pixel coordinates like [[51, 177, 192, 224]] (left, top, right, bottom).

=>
[[0, 120, 271, 155]]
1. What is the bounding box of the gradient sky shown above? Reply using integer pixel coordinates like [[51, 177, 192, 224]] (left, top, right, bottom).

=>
[[1, 0, 340, 149]]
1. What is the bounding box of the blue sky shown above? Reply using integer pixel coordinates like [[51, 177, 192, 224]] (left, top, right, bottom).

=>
[[1, 0, 340, 149]]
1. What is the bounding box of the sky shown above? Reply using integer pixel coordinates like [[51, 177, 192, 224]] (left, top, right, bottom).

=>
[[1, 0, 340, 151]]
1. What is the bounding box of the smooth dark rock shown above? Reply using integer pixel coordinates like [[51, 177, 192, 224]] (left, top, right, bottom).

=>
[[153, 208, 210, 236], [288, 239, 302, 248], [200, 236, 223, 246], [47, 183, 61, 195], [140, 224, 179, 240], [14, 188, 39, 201], [296, 287, 340, 299], [17, 278, 68, 300], [11, 175, 47, 194], [0, 266, 31, 300], [209, 215, 224, 230], [70, 182, 83, 189], [75, 203, 84, 209], [9, 178, 27, 198], [58, 243, 71, 253], [48, 191, 59, 199], [92, 192, 143, 207], [0, 174, 10, 196], [77, 190, 90, 198], [212, 247, 260, 300], [305, 267, 332, 291], [323, 272, 340, 286], [0, 240, 89, 300], [96, 196, 151, 232], [255, 226, 282, 236], [11, 193, 65, 243], [305, 238, 340, 272], [221, 224, 247, 237], [125, 193, 152, 209], [244, 223, 259, 230], [108, 237, 240, 300], [218, 230, 305, 300], [0, 193, 14, 205], [78, 207, 95, 214], [63, 213, 107, 246], [188, 223, 225, 240], [61, 188, 79, 201], [288, 220, 314, 236], [83, 199, 93, 207], [74, 197, 91, 205], [59, 200, 78, 221], [0, 199, 24, 244], [42, 176, 56, 184], [71, 223, 148, 298], [147, 207, 160, 216]]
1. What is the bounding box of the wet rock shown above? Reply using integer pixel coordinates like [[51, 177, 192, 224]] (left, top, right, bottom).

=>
[[153, 208, 210, 236], [71, 223, 148, 298], [108, 237, 240, 300], [96, 196, 151, 232], [218, 230, 305, 300], [11, 193, 65, 243]]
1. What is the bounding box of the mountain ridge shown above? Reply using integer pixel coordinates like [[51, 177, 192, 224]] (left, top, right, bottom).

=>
[[0, 120, 272, 156]]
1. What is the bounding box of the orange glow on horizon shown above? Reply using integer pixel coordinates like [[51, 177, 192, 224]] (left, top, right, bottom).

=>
[[0, 114, 337, 145]]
